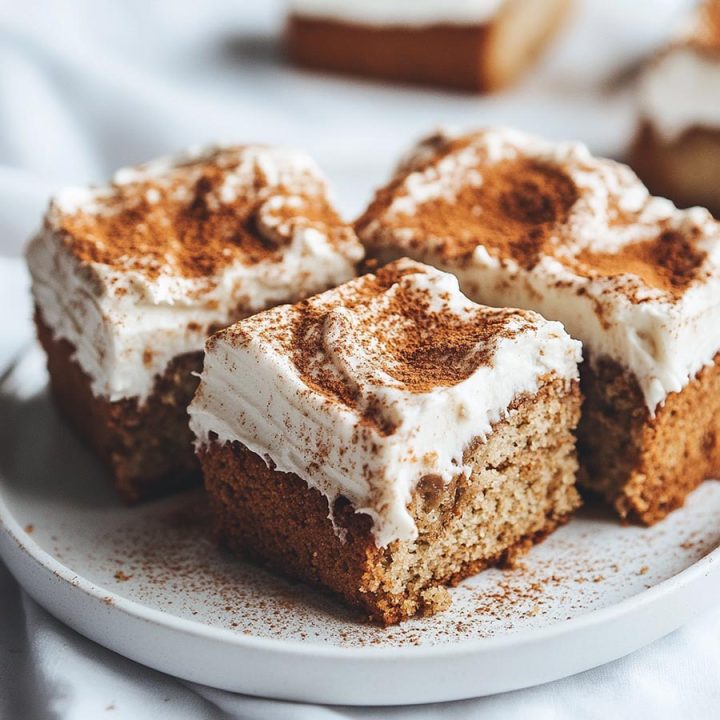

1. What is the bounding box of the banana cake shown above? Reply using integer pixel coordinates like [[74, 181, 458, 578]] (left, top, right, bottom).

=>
[[358, 127, 720, 525], [189, 258, 582, 623], [26, 145, 364, 502]]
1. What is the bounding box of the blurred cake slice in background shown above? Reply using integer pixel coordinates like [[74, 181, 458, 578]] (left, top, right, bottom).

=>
[[631, 0, 720, 217], [359, 127, 720, 525], [25, 145, 363, 502], [285, 0, 573, 93]]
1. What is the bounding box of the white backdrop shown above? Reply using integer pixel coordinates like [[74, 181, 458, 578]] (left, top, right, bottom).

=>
[[2, 1, 719, 718]]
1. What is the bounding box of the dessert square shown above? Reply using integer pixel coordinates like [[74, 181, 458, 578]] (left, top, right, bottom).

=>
[[357, 127, 720, 524], [189, 258, 582, 623], [26, 145, 364, 502], [632, 0, 720, 217], [285, 0, 571, 93]]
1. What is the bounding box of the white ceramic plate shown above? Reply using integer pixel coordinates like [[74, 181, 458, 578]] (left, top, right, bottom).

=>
[[1, 344, 719, 706]]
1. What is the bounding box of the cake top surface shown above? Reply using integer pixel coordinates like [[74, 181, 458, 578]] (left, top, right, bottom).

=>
[[358, 127, 720, 413], [191, 257, 580, 546], [46, 144, 357, 287], [357, 127, 720, 306], [287, 0, 505, 26], [27, 144, 363, 403], [216, 258, 545, 431]]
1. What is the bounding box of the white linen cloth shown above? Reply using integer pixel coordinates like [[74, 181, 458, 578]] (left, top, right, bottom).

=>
[[1, 1, 718, 716]]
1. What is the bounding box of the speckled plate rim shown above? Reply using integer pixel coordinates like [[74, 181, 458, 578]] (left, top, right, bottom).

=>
[[1, 472, 720, 705]]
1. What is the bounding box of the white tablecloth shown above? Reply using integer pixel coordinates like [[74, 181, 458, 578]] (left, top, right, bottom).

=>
[[1, 1, 718, 716]]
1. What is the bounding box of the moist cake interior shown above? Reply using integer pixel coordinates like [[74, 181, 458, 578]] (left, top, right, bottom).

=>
[[202, 376, 580, 624]]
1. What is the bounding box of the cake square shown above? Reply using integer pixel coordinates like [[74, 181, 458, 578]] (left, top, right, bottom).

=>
[[189, 258, 582, 623], [632, 0, 720, 217], [285, 0, 571, 93], [357, 127, 720, 524], [26, 145, 364, 502]]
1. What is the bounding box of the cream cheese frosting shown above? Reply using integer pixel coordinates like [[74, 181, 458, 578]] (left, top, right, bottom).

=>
[[287, 0, 505, 27], [189, 258, 581, 547], [26, 144, 364, 402], [357, 127, 720, 413]]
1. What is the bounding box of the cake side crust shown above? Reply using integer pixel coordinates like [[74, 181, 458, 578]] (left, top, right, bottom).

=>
[[577, 351, 720, 524], [199, 375, 581, 624], [35, 308, 201, 503]]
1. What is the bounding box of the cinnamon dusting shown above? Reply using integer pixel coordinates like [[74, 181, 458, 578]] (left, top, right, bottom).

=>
[[572, 230, 707, 298], [49, 146, 352, 282], [358, 155, 578, 268], [286, 260, 532, 430], [358, 129, 717, 306]]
